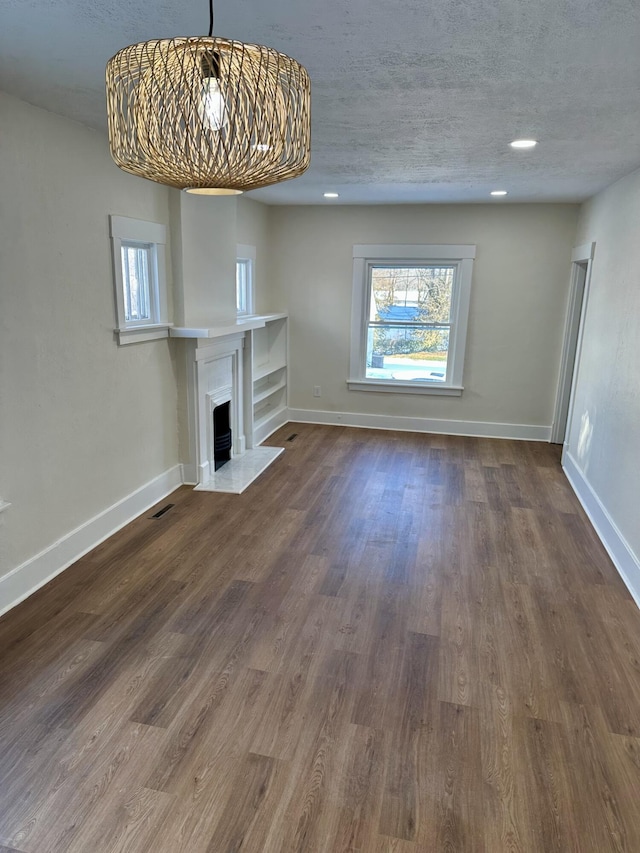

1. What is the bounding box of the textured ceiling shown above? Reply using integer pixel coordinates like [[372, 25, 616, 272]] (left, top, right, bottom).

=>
[[2, 0, 640, 204]]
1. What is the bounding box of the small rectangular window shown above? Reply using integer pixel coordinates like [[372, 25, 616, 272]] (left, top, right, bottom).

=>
[[236, 258, 251, 315], [121, 241, 153, 322], [109, 215, 170, 344], [236, 244, 256, 316]]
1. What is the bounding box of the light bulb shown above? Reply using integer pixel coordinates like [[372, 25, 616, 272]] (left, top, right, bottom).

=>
[[202, 76, 228, 131], [200, 51, 228, 131]]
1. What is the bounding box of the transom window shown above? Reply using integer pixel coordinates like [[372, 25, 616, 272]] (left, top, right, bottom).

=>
[[349, 244, 475, 395]]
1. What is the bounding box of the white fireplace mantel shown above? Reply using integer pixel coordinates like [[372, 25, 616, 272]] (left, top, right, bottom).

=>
[[170, 312, 286, 340], [174, 313, 288, 493]]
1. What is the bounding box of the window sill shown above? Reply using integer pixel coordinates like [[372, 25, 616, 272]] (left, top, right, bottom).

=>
[[347, 379, 463, 396], [115, 324, 172, 345]]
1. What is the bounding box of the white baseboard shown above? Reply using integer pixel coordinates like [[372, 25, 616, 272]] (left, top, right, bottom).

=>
[[287, 408, 551, 442], [563, 451, 640, 608], [0, 465, 183, 619]]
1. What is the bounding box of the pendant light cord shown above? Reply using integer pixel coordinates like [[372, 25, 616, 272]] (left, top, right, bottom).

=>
[[208, 0, 214, 37]]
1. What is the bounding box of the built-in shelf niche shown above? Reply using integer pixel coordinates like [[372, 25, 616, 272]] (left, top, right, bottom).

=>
[[245, 314, 289, 446], [253, 366, 287, 404], [252, 316, 287, 378]]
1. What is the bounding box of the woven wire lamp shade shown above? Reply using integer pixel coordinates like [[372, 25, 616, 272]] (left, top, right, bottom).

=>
[[106, 37, 311, 193]]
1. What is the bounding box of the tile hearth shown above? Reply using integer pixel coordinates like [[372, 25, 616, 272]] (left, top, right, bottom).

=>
[[193, 446, 284, 494]]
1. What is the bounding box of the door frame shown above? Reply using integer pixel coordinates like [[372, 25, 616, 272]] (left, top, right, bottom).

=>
[[551, 241, 596, 445]]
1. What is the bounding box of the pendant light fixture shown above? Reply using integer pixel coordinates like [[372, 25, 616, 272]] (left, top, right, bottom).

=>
[[105, 0, 311, 195]]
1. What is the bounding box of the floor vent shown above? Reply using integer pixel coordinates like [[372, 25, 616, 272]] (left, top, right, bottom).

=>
[[150, 503, 175, 519], [287, 433, 298, 442]]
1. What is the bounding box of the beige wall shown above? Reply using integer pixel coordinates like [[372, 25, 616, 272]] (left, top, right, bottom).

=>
[[0, 92, 179, 578], [170, 194, 271, 326], [268, 204, 579, 429], [170, 192, 237, 326], [568, 167, 640, 564], [236, 197, 272, 314]]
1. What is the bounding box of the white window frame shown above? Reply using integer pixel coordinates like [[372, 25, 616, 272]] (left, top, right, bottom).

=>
[[348, 244, 475, 396], [236, 244, 256, 316], [109, 215, 170, 345]]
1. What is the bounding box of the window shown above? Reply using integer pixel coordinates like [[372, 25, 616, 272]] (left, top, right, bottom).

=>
[[109, 215, 170, 344], [349, 244, 475, 395], [236, 244, 256, 315], [121, 242, 152, 322]]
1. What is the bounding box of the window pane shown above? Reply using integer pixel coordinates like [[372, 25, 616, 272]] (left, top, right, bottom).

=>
[[366, 325, 450, 381], [121, 243, 151, 322], [236, 259, 250, 314], [370, 266, 454, 324]]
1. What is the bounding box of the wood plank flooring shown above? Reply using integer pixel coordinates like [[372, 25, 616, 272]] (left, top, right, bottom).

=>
[[1, 423, 640, 852]]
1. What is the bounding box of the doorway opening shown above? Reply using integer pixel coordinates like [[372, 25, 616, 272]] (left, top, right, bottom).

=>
[[551, 243, 595, 444]]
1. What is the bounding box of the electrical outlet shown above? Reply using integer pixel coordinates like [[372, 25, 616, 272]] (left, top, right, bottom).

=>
[[313, 385, 321, 397]]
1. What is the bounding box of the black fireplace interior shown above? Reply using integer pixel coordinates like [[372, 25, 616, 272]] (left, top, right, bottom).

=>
[[213, 402, 232, 471]]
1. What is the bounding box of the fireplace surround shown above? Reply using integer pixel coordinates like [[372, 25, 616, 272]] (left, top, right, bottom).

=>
[[171, 315, 287, 493]]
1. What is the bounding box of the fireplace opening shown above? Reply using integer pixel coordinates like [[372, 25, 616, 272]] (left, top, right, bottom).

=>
[[213, 401, 232, 471]]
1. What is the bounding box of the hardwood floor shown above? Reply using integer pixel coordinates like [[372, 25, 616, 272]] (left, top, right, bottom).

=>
[[1, 423, 640, 852]]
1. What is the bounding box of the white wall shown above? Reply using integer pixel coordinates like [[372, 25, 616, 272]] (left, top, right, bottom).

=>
[[564, 166, 640, 600], [0, 92, 180, 601], [170, 192, 237, 326], [268, 204, 579, 435], [236, 197, 272, 314]]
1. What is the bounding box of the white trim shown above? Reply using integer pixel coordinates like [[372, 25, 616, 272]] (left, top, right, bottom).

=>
[[0, 501, 11, 514], [237, 245, 256, 258], [349, 246, 475, 392], [206, 385, 233, 479], [571, 242, 596, 263], [287, 408, 551, 441], [181, 334, 247, 486], [562, 452, 640, 609], [109, 215, 169, 341], [115, 323, 172, 345], [551, 242, 596, 444], [110, 215, 166, 245], [170, 314, 281, 339], [448, 257, 473, 388], [561, 243, 596, 449], [0, 465, 182, 619], [346, 379, 463, 396]]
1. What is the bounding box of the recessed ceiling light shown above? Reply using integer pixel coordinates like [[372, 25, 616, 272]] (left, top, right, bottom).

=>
[[510, 139, 537, 149], [491, 190, 508, 196], [323, 192, 339, 198]]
